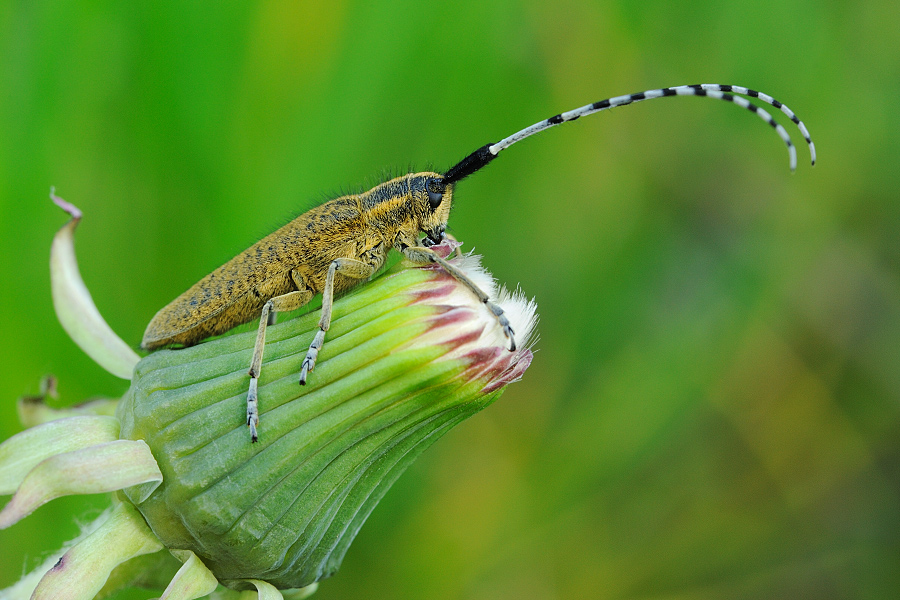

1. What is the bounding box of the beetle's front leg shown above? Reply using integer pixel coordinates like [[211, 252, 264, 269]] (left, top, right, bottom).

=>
[[441, 232, 464, 258], [401, 244, 516, 351], [299, 257, 375, 385]]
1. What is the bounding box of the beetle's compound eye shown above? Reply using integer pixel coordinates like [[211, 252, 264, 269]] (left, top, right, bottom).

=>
[[425, 177, 445, 210]]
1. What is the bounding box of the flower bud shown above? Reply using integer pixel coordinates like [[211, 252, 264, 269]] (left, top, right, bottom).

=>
[[1, 196, 537, 598], [118, 245, 536, 589]]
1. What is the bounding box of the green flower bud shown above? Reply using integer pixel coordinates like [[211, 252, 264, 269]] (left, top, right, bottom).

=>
[[0, 194, 536, 599], [118, 245, 536, 590]]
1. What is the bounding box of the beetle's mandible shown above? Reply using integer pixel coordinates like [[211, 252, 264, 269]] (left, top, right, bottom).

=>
[[142, 83, 816, 442]]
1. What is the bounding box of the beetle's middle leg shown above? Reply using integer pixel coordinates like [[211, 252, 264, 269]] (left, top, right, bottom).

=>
[[299, 257, 375, 385], [246, 270, 313, 442]]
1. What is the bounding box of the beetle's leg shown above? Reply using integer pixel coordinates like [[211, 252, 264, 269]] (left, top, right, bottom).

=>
[[300, 258, 374, 385], [402, 245, 516, 351], [247, 274, 313, 442]]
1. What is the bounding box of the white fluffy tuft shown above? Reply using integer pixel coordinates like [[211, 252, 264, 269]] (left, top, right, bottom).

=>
[[447, 251, 538, 351]]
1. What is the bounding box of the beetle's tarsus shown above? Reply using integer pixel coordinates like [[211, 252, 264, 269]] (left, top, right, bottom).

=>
[[247, 377, 260, 442], [299, 361, 310, 385], [300, 329, 325, 385], [487, 300, 516, 351], [505, 327, 517, 352]]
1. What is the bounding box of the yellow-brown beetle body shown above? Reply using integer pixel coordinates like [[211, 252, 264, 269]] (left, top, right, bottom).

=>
[[141, 171, 497, 443], [142, 172, 453, 350]]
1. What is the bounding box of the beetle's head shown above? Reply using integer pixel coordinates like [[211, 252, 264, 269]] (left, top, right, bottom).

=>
[[410, 172, 454, 247], [408, 145, 498, 246]]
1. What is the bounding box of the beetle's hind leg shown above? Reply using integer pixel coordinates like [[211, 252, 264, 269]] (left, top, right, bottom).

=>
[[299, 258, 375, 385], [247, 271, 313, 442]]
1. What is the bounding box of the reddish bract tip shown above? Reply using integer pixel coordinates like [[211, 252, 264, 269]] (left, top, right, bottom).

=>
[[50, 187, 82, 221], [409, 283, 457, 302]]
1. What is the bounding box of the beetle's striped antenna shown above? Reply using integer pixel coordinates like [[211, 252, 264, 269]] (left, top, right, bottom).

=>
[[443, 84, 815, 185]]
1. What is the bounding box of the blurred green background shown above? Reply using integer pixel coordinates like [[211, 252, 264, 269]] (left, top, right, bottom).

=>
[[1, 1, 898, 598]]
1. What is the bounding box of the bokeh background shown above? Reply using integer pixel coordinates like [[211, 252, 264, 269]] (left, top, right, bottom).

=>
[[1, 1, 898, 598]]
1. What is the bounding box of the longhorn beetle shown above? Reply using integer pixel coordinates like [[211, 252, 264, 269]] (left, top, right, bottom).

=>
[[142, 83, 816, 442]]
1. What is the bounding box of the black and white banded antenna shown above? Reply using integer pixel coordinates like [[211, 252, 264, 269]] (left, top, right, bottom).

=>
[[442, 84, 816, 185]]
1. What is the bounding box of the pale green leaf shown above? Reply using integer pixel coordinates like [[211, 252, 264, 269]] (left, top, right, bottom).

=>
[[0, 415, 119, 495], [160, 551, 219, 600], [0, 440, 161, 528], [31, 502, 164, 600], [50, 191, 140, 379]]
